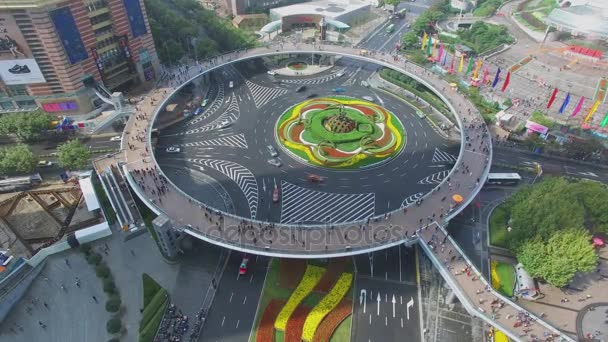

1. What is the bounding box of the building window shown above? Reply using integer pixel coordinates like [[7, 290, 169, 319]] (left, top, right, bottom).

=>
[[6, 85, 29, 97], [0, 101, 15, 110], [16, 100, 37, 109]]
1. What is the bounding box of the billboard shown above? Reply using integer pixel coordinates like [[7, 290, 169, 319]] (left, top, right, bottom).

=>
[[0, 13, 33, 59], [123, 0, 147, 38], [0, 59, 45, 85], [49, 7, 88, 64]]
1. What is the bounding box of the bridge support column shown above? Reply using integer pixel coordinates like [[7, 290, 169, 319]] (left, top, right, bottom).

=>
[[152, 214, 182, 259]]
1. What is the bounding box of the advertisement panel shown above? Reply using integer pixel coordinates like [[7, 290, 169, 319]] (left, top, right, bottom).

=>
[[525, 120, 549, 135], [49, 7, 88, 64], [0, 59, 45, 85], [123, 0, 147, 38]]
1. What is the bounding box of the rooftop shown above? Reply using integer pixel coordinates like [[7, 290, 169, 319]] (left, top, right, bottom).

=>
[[545, 4, 608, 37], [270, 0, 369, 19]]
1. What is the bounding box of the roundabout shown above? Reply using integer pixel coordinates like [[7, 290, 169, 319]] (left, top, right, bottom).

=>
[[276, 96, 405, 169], [154, 55, 460, 225]]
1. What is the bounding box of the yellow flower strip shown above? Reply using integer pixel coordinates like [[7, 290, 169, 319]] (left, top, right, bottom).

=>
[[490, 261, 501, 291], [274, 265, 326, 331], [301, 273, 353, 342], [494, 329, 510, 342]]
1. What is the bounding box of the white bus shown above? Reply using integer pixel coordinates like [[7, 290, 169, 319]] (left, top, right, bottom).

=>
[[486, 173, 521, 186]]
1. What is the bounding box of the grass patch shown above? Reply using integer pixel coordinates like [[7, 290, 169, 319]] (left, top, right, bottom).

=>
[[140, 289, 168, 330], [489, 204, 510, 248], [139, 298, 168, 342], [138, 274, 169, 342], [329, 315, 352, 342], [530, 110, 556, 129], [143, 273, 162, 307], [494, 262, 515, 297], [92, 177, 117, 225]]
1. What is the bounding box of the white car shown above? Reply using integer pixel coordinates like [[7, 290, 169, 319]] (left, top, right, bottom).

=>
[[166, 146, 181, 153], [362, 96, 375, 102], [218, 120, 231, 129], [266, 145, 278, 157], [267, 70, 276, 76], [267, 158, 282, 167], [229, 81, 234, 88], [38, 160, 53, 167], [336, 71, 345, 77], [110, 136, 121, 142]]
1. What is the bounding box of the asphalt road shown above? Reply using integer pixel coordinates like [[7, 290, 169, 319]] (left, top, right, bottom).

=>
[[351, 245, 421, 342], [155, 56, 459, 224], [198, 253, 269, 342]]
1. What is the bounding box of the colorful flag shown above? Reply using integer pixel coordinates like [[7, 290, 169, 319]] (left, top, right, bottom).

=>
[[584, 100, 601, 123], [465, 57, 474, 75], [601, 112, 608, 128], [481, 66, 489, 85], [546, 88, 559, 109], [472, 60, 483, 79], [501, 71, 511, 92], [442, 50, 448, 66], [458, 54, 464, 73], [558, 92, 571, 114], [437, 43, 444, 63], [426, 36, 432, 56], [449, 53, 456, 73], [421, 32, 428, 50], [571, 96, 585, 117], [492, 68, 502, 88]]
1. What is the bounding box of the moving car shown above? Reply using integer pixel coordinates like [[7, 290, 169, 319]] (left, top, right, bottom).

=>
[[361, 81, 370, 88], [267, 70, 276, 76], [296, 85, 307, 92], [239, 256, 249, 275], [217, 120, 231, 129], [332, 87, 346, 93], [229, 81, 234, 88], [266, 145, 278, 157], [38, 160, 53, 167], [193, 107, 204, 116], [267, 158, 282, 167], [166, 146, 181, 153], [201, 98, 209, 107], [306, 93, 318, 99], [336, 71, 345, 77], [307, 174, 325, 183], [109, 136, 121, 142], [362, 96, 375, 102], [272, 188, 280, 203]]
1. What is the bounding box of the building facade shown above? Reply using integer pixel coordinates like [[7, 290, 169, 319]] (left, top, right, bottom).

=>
[[0, 0, 159, 115], [227, 0, 310, 16]]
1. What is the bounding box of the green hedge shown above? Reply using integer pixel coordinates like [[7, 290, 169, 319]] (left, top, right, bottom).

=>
[[106, 318, 122, 334], [138, 299, 168, 342], [489, 204, 510, 248], [140, 289, 168, 331]]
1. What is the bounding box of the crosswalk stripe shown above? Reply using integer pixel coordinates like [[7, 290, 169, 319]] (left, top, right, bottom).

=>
[[431, 148, 457, 163], [280, 181, 374, 224], [183, 133, 248, 149], [245, 80, 288, 108], [401, 192, 423, 208], [185, 96, 240, 135], [417, 170, 450, 185]]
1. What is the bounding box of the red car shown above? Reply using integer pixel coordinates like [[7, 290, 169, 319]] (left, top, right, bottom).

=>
[[307, 174, 325, 183], [272, 188, 280, 203], [239, 256, 249, 275]]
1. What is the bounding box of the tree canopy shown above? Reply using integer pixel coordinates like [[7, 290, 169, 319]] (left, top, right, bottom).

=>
[[57, 139, 91, 170], [517, 229, 597, 287], [0, 111, 51, 141], [384, 0, 402, 6], [457, 22, 514, 54], [472, 0, 505, 17], [0, 144, 38, 174], [498, 177, 607, 287], [144, 0, 255, 65]]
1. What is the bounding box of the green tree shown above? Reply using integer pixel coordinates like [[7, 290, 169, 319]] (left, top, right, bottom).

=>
[[457, 22, 514, 54], [106, 318, 122, 334], [384, 0, 402, 5], [517, 229, 597, 287], [106, 296, 122, 313], [401, 31, 420, 49], [57, 139, 91, 170], [0, 111, 51, 141], [0, 144, 38, 174], [194, 37, 219, 60]]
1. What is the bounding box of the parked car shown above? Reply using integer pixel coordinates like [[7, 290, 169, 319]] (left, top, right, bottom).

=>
[[38, 160, 53, 167], [166, 146, 181, 153], [239, 256, 249, 275], [109, 135, 121, 142], [266, 145, 278, 157], [272, 188, 280, 203], [267, 158, 282, 167]]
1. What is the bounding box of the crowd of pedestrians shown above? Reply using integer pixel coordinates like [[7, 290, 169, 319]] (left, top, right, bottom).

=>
[[155, 303, 189, 342]]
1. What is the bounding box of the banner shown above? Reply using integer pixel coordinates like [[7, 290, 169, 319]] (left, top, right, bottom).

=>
[[465, 57, 474, 75], [421, 32, 428, 50], [458, 54, 464, 73], [501, 71, 511, 92], [437, 43, 444, 63], [426, 36, 432, 56], [449, 53, 455, 73], [492, 67, 501, 88], [571, 96, 585, 117], [442, 50, 448, 66], [584, 100, 601, 123], [0, 59, 45, 85], [546, 88, 558, 109], [601, 112, 608, 128], [482, 66, 489, 85], [558, 92, 570, 114], [472, 60, 483, 79]]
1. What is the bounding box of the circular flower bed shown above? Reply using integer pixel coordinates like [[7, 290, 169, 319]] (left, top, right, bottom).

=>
[[276, 96, 405, 169], [287, 61, 308, 71]]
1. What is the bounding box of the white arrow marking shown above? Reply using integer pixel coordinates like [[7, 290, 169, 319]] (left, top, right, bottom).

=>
[[360, 289, 367, 314], [392, 295, 396, 318], [406, 297, 414, 320], [377, 292, 381, 316]]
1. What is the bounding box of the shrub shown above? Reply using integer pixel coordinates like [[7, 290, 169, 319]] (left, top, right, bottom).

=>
[[107, 339, 119, 342], [96, 264, 110, 278], [86, 253, 102, 265], [106, 297, 122, 313], [103, 278, 116, 294], [106, 318, 122, 334], [80, 244, 92, 255]]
